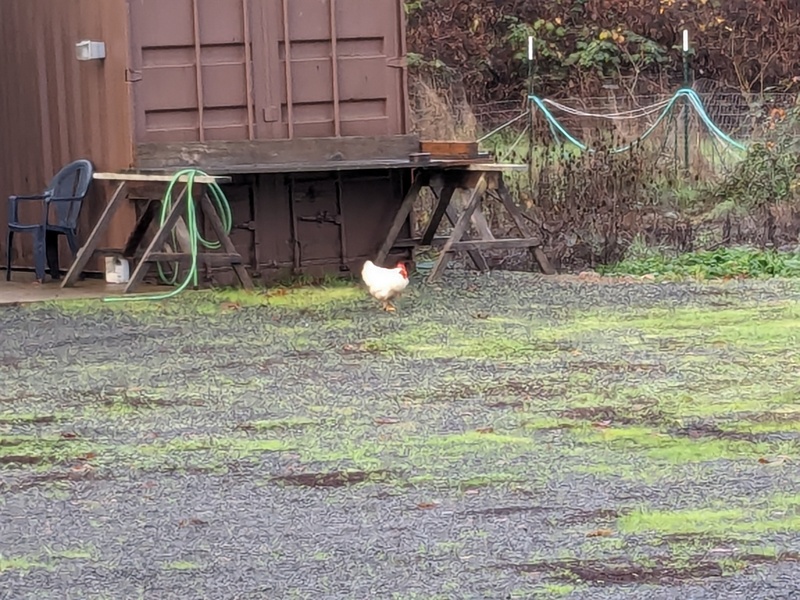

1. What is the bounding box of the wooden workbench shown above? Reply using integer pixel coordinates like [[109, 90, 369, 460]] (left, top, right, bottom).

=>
[[375, 164, 554, 282], [61, 172, 254, 293]]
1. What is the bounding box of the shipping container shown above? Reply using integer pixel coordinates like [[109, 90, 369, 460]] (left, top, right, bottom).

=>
[[0, 0, 417, 278]]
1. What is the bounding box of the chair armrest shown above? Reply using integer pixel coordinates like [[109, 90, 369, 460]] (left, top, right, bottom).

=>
[[8, 192, 51, 225], [8, 192, 51, 201]]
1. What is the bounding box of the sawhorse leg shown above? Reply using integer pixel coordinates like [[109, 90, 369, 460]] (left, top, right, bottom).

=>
[[427, 173, 488, 283], [199, 193, 254, 290], [375, 177, 423, 265], [495, 176, 555, 275], [123, 187, 189, 294], [61, 182, 128, 288], [420, 185, 489, 272]]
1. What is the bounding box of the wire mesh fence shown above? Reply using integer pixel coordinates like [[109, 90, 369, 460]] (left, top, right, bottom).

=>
[[407, 71, 800, 271], [409, 69, 800, 170]]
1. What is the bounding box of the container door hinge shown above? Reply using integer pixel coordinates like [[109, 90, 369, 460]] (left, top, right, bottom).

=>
[[125, 68, 142, 83]]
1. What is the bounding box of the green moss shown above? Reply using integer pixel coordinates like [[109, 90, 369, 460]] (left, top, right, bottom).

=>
[[163, 560, 202, 571], [620, 497, 800, 536], [579, 426, 768, 463], [0, 434, 101, 468], [536, 583, 577, 597], [0, 555, 48, 573], [264, 285, 362, 310], [246, 417, 317, 431]]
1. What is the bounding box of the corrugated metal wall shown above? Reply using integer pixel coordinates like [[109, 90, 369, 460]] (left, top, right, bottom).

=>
[[128, 0, 409, 144], [0, 0, 134, 272]]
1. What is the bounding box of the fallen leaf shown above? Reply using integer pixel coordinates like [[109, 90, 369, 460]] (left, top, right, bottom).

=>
[[475, 426, 494, 434], [374, 417, 400, 426], [417, 501, 440, 510], [77, 452, 96, 461], [592, 420, 612, 429], [586, 528, 614, 538], [179, 518, 208, 527], [220, 302, 241, 312], [760, 455, 792, 465], [61, 431, 79, 439]]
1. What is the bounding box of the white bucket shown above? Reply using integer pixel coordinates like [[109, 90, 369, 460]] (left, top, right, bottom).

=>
[[104, 257, 130, 284]]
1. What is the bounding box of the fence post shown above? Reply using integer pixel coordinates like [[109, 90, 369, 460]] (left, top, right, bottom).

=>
[[527, 35, 535, 194], [682, 29, 691, 175]]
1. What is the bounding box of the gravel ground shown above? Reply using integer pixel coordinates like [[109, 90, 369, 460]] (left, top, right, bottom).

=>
[[1, 271, 800, 599]]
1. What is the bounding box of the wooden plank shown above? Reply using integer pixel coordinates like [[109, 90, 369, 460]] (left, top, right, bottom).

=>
[[427, 173, 488, 282], [495, 178, 556, 275], [135, 135, 421, 170], [420, 140, 479, 159], [449, 238, 543, 252], [93, 172, 231, 184], [123, 190, 190, 293], [144, 253, 244, 267], [61, 182, 128, 288], [199, 193, 254, 290], [375, 177, 423, 264], [420, 186, 455, 245], [461, 163, 527, 172], [393, 236, 451, 248]]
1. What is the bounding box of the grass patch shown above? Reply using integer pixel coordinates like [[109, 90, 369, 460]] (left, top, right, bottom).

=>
[[141, 436, 291, 455], [0, 554, 48, 573], [620, 497, 800, 537], [163, 560, 203, 571], [376, 320, 552, 360], [579, 426, 769, 463], [536, 583, 577, 597], [243, 417, 317, 431], [0, 434, 100, 467], [263, 284, 362, 310], [598, 247, 800, 280]]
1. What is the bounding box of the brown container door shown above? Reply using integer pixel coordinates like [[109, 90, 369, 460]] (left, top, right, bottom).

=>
[[289, 174, 344, 266], [250, 0, 408, 140], [128, 0, 258, 143]]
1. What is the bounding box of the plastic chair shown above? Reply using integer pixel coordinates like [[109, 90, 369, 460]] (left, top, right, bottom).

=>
[[6, 159, 95, 282]]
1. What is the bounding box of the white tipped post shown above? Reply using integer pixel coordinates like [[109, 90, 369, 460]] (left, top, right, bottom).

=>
[[682, 29, 689, 53], [528, 35, 534, 61]]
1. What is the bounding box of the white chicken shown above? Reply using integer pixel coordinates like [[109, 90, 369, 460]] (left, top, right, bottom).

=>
[[360, 259, 410, 312]]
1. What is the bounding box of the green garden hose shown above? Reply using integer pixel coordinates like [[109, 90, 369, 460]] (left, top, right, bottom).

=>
[[104, 168, 233, 302]]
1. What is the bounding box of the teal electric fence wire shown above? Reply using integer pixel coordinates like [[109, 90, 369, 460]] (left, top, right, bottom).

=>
[[528, 88, 748, 154]]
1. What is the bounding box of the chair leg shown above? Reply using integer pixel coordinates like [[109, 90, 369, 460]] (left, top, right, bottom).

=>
[[33, 229, 46, 283], [66, 230, 79, 257], [46, 230, 61, 281], [5, 230, 12, 281]]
